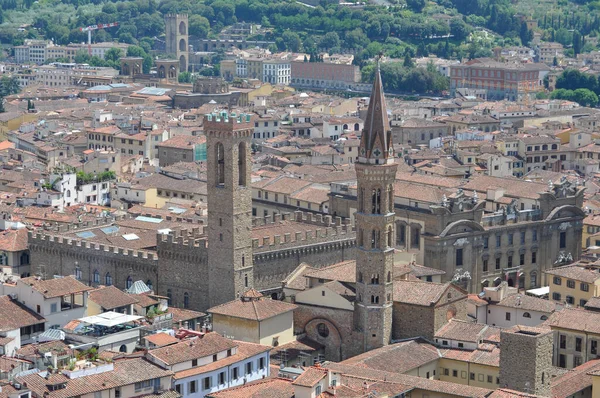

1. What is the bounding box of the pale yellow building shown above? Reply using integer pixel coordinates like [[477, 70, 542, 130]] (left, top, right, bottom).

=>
[[545, 263, 600, 308], [208, 289, 297, 347]]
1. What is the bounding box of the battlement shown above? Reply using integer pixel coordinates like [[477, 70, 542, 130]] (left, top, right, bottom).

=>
[[252, 210, 350, 228], [204, 111, 254, 132], [165, 14, 188, 19], [45, 216, 122, 233], [158, 226, 208, 249], [252, 217, 355, 253], [28, 231, 158, 261]]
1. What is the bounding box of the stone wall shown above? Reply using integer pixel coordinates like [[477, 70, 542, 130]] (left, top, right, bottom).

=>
[[499, 328, 553, 396], [293, 303, 363, 361], [392, 303, 434, 341], [28, 232, 159, 290]]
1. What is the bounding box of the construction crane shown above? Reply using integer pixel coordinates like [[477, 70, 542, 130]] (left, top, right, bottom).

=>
[[79, 22, 119, 56]]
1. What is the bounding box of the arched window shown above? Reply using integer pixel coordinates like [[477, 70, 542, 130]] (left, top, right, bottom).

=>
[[358, 272, 363, 283], [375, 296, 379, 304], [523, 312, 531, 318], [244, 274, 248, 288], [167, 289, 172, 304], [74, 267, 82, 280], [66, 190, 71, 198], [372, 189, 381, 214], [540, 315, 548, 321], [358, 188, 363, 212], [215, 142, 225, 186], [358, 230, 363, 247], [411, 225, 421, 249], [387, 226, 393, 248], [105, 272, 112, 286], [396, 222, 406, 247], [371, 230, 379, 249], [371, 295, 375, 304], [238, 142, 247, 186], [93, 270, 100, 284], [146, 280, 153, 291], [126, 276, 133, 289], [371, 274, 379, 284], [387, 271, 391, 283], [119, 344, 127, 353], [184, 292, 190, 309]]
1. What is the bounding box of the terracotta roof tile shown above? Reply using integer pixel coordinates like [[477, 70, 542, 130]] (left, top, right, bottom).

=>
[[551, 359, 600, 397], [88, 285, 139, 311], [305, 260, 356, 284], [173, 340, 271, 380], [208, 377, 294, 398], [20, 276, 93, 299], [166, 307, 206, 324], [545, 308, 600, 334], [0, 228, 28, 252], [147, 333, 237, 366], [208, 296, 297, 322], [144, 333, 179, 347], [0, 295, 45, 332], [544, 264, 600, 284], [496, 293, 557, 313], [341, 340, 440, 374], [16, 358, 173, 398], [292, 366, 327, 387], [393, 281, 462, 307], [434, 320, 488, 343]]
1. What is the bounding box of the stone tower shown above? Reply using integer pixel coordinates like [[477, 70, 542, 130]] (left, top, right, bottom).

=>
[[165, 14, 189, 72], [353, 64, 397, 352], [499, 325, 553, 396], [205, 111, 254, 308]]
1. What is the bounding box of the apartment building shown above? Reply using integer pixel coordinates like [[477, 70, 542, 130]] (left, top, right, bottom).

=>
[[545, 263, 600, 307], [290, 61, 363, 90], [33, 63, 119, 87], [450, 58, 550, 101]]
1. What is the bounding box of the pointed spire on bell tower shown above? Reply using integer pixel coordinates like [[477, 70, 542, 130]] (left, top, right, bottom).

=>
[[359, 55, 393, 164]]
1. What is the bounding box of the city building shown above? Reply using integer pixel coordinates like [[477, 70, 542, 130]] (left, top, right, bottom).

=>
[[146, 332, 271, 398], [545, 263, 600, 307], [450, 59, 550, 101]]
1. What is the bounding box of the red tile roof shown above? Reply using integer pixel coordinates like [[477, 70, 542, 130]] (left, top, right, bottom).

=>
[[208, 296, 297, 322], [292, 366, 327, 387], [16, 358, 173, 398], [147, 332, 237, 366], [88, 285, 139, 311], [340, 339, 440, 374], [20, 276, 93, 299], [0, 295, 45, 332], [173, 340, 271, 380], [208, 377, 294, 398]]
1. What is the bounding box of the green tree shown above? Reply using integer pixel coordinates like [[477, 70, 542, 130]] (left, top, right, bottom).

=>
[[406, 0, 426, 12], [281, 31, 302, 52], [178, 71, 192, 83], [450, 18, 471, 41], [126, 45, 152, 74], [104, 48, 124, 69], [188, 15, 210, 38], [573, 88, 599, 106], [318, 32, 340, 50], [403, 54, 414, 68]]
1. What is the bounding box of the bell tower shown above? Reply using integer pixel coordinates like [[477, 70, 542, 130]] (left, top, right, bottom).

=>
[[205, 111, 254, 308], [353, 64, 397, 352]]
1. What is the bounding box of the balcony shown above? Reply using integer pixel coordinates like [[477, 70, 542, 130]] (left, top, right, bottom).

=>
[[482, 209, 542, 227]]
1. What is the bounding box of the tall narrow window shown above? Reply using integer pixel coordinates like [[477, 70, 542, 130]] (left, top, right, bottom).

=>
[[359, 188, 364, 212], [238, 142, 247, 186], [184, 292, 190, 309], [387, 226, 393, 247], [216, 142, 225, 186], [126, 276, 133, 289], [396, 222, 406, 246], [388, 185, 394, 213]]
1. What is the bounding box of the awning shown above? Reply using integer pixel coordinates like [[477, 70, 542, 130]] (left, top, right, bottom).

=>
[[526, 286, 550, 297], [78, 311, 143, 327]]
